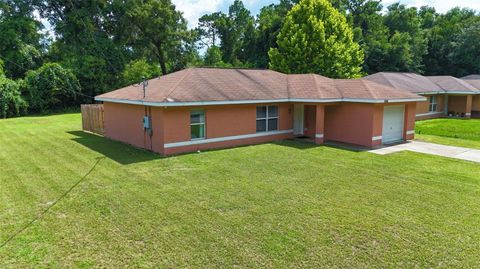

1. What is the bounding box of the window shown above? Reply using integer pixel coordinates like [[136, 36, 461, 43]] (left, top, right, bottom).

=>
[[256, 106, 278, 132], [429, 96, 437, 112], [190, 110, 205, 140]]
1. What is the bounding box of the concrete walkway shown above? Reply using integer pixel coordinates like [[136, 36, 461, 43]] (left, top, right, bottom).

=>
[[369, 141, 480, 163]]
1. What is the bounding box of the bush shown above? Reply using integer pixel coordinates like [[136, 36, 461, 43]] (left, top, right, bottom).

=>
[[0, 77, 28, 118], [22, 63, 81, 113]]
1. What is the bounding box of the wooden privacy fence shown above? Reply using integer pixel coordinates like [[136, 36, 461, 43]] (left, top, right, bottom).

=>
[[81, 104, 104, 135]]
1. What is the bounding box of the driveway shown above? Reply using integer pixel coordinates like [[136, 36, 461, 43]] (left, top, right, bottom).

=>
[[369, 141, 480, 163]]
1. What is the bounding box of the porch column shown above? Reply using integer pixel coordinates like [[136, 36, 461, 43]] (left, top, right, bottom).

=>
[[404, 103, 416, 141], [444, 94, 449, 116], [466, 95, 473, 118], [314, 104, 325, 144]]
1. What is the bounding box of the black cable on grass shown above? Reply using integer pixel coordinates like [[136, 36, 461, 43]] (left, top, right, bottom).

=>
[[0, 157, 105, 249]]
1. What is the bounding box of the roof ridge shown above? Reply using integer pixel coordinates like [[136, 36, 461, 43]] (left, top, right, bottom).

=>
[[361, 79, 379, 99], [378, 73, 398, 90], [311, 74, 322, 99], [163, 68, 194, 102]]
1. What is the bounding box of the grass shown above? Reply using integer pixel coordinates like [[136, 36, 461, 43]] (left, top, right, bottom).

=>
[[1, 113, 480, 268], [415, 118, 480, 149]]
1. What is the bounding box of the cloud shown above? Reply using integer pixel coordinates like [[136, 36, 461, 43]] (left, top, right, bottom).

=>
[[172, 0, 225, 28], [172, 0, 277, 28]]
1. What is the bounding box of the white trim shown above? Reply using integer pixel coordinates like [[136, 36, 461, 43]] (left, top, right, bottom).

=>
[[388, 97, 427, 103], [416, 91, 480, 95], [406, 130, 415, 135], [372, 136, 382, 141], [164, 129, 293, 148], [416, 111, 444, 117], [444, 91, 479, 95], [466, 113, 471, 116], [315, 133, 324, 138], [95, 96, 425, 107]]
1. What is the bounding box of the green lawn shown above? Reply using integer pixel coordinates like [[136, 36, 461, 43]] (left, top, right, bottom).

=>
[[1, 114, 480, 268], [415, 118, 480, 149]]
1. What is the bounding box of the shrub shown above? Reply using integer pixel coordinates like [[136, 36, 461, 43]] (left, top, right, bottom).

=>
[[22, 63, 81, 113], [0, 77, 28, 118]]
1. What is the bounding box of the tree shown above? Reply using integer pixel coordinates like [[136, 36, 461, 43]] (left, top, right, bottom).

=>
[[383, 3, 427, 73], [38, 0, 128, 97], [22, 63, 80, 113], [196, 0, 257, 66], [125, 0, 189, 75], [122, 59, 160, 86], [197, 12, 223, 48], [203, 46, 224, 66], [0, 0, 44, 79], [448, 21, 480, 76], [423, 8, 479, 75], [256, 1, 293, 67], [269, 0, 364, 78]]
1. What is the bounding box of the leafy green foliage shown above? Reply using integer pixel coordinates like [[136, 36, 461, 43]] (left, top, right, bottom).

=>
[[0, 76, 27, 118], [269, 0, 364, 78], [22, 63, 80, 113], [122, 59, 160, 86], [125, 0, 191, 75], [0, 0, 44, 79]]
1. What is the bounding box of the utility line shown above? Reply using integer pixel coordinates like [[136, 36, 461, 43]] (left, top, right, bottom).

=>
[[0, 157, 104, 249]]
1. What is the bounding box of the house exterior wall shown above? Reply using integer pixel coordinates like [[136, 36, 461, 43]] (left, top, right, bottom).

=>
[[324, 102, 416, 148], [162, 103, 294, 155], [303, 105, 317, 138], [448, 95, 470, 116], [102, 101, 417, 155], [103, 102, 150, 150], [415, 94, 444, 120], [472, 95, 480, 118], [324, 103, 377, 147]]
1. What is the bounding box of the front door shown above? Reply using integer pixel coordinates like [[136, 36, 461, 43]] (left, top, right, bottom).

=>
[[293, 104, 304, 136]]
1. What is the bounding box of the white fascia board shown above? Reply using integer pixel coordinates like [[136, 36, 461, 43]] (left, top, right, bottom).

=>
[[416, 91, 446, 95], [444, 91, 478, 95], [388, 97, 427, 103], [95, 97, 424, 107], [164, 129, 293, 148]]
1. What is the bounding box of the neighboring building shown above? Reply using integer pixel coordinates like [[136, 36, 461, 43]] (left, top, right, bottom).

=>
[[95, 68, 423, 155], [462, 75, 480, 118], [364, 73, 480, 120]]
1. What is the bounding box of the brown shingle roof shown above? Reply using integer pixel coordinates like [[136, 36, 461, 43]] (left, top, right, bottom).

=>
[[426, 76, 478, 93], [96, 67, 424, 105], [364, 72, 444, 93], [461, 75, 480, 91], [336, 79, 422, 100], [462, 75, 480, 80]]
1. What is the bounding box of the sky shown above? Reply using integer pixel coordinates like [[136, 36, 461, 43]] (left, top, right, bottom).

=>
[[173, 0, 480, 28]]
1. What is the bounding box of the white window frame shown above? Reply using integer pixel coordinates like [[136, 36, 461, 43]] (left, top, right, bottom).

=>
[[429, 96, 437, 112], [256, 105, 279, 133], [190, 110, 205, 140]]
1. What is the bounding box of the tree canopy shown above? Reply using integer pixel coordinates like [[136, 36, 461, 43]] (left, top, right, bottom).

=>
[[268, 0, 364, 78], [0, 0, 479, 117]]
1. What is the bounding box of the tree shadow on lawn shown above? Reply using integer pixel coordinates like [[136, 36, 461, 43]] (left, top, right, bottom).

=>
[[68, 131, 161, 165]]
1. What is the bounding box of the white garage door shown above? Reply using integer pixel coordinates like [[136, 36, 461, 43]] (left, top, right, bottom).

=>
[[382, 105, 405, 144]]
